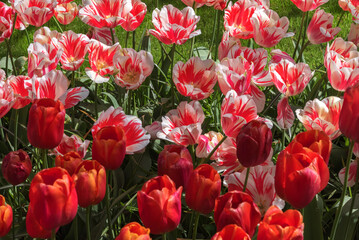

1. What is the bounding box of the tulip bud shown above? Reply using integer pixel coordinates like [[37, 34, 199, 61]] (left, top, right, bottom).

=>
[[27, 98, 65, 149], [55, 151, 83, 175], [211, 224, 250, 240], [339, 83, 359, 142], [214, 191, 261, 236], [92, 125, 126, 170], [0, 195, 12, 237], [158, 145, 193, 190], [26, 167, 78, 231], [2, 150, 32, 185], [137, 175, 182, 235], [258, 205, 304, 240], [236, 120, 272, 167], [73, 160, 106, 208], [115, 222, 151, 240], [185, 164, 221, 214]]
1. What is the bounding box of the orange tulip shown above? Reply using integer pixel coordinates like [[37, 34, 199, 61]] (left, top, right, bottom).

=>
[[55, 151, 83, 175], [211, 224, 251, 240], [185, 164, 221, 214], [0, 195, 12, 237], [73, 160, 106, 208], [92, 125, 126, 170], [115, 222, 151, 240], [258, 205, 304, 240]]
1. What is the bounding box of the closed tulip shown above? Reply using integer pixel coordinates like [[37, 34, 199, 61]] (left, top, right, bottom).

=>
[[158, 145, 193, 190], [185, 164, 221, 214], [236, 120, 272, 167], [26, 204, 56, 239], [92, 125, 126, 170], [2, 150, 32, 185], [275, 147, 329, 209], [55, 151, 83, 175], [339, 83, 359, 142], [27, 98, 65, 149], [115, 222, 151, 240], [258, 205, 304, 240], [137, 175, 182, 235], [0, 195, 12, 237], [73, 160, 106, 208], [27, 167, 78, 231], [214, 191, 261, 236], [211, 224, 251, 240]]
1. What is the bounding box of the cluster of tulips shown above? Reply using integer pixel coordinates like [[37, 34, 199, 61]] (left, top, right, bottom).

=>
[[1, 0, 359, 239]]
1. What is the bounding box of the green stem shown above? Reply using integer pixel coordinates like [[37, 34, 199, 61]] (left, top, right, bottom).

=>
[[86, 206, 92, 240], [296, 40, 310, 63], [24, 28, 31, 46], [282, 129, 286, 149], [132, 30, 136, 49], [94, 84, 98, 118], [111, 28, 116, 45], [243, 167, 251, 192], [162, 233, 167, 240], [125, 31, 129, 48], [170, 44, 176, 107], [205, 135, 228, 162], [127, 90, 132, 114], [51, 228, 56, 240], [192, 211, 200, 240], [106, 171, 114, 239], [188, 211, 195, 238], [262, 92, 281, 116], [214, 10, 222, 61], [337, 11, 346, 28], [344, 158, 359, 239], [292, 11, 306, 59], [14, 109, 19, 151], [52, 16, 63, 32], [330, 140, 355, 239], [12, 186, 16, 240], [207, 9, 219, 59], [5, 39, 17, 76], [41, 148, 48, 169], [74, 214, 78, 240]]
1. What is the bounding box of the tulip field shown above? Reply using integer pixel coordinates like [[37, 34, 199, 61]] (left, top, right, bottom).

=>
[[1, 0, 359, 239]]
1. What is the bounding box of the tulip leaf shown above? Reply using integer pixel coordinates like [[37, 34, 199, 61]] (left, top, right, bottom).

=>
[[304, 195, 324, 240], [333, 194, 359, 240], [101, 92, 119, 108]]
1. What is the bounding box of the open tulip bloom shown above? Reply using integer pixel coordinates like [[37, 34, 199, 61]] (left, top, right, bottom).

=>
[[1, 0, 359, 239]]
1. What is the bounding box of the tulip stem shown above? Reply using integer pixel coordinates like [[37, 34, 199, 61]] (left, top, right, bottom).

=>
[[106, 172, 114, 239], [330, 140, 355, 239], [170, 44, 176, 107], [41, 149, 48, 169], [282, 129, 286, 149], [51, 228, 56, 240], [192, 211, 200, 240], [127, 90, 132, 114], [243, 167, 251, 192], [292, 11, 306, 59], [205, 135, 227, 162], [94, 84, 98, 118], [52, 16, 63, 33], [74, 214, 78, 240], [12, 186, 16, 240], [111, 28, 116, 45], [125, 31, 129, 48], [207, 8, 219, 59], [132, 30, 136, 49], [86, 206, 92, 240], [344, 158, 359, 239], [162, 233, 167, 240], [5, 39, 17, 76], [14, 109, 19, 151]]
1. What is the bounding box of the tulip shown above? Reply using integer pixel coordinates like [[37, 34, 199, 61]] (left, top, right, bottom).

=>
[[258, 205, 304, 240], [55, 151, 83, 176], [54, 134, 90, 158], [236, 120, 272, 168], [2, 150, 32, 186], [275, 147, 329, 209], [26, 204, 55, 239], [92, 125, 126, 170], [137, 175, 182, 235], [214, 191, 261, 236], [115, 222, 151, 240], [120, 0, 147, 32], [73, 160, 107, 208], [286, 130, 332, 164], [0, 195, 12, 237], [27, 167, 78, 231], [54, 2, 78, 25], [0, 2, 14, 44], [185, 164, 221, 214], [157, 145, 193, 190], [339, 83, 359, 142], [27, 98, 66, 149], [289, 0, 329, 12], [211, 224, 251, 240]]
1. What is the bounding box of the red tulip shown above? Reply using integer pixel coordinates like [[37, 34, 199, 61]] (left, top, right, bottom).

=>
[[339, 83, 359, 142], [214, 191, 261, 236], [286, 130, 332, 165], [55, 151, 83, 176], [92, 125, 126, 170], [258, 205, 304, 240], [120, 0, 147, 32], [2, 150, 32, 186], [115, 222, 151, 240], [27, 98, 65, 149], [236, 120, 272, 168], [13, 0, 56, 27], [73, 160, 106, 208], [289, 0, 328, 12], [137, 175, 182, 235], [0, 2, 14, 44], [26, 204, 56, 239], [185, 164, 221, 214], [158, 145, 193, 190], [211, 224, 251, 240], [275, 147, 329, 209], [0, 195, 12, 237], [26, 167, 78, 231]]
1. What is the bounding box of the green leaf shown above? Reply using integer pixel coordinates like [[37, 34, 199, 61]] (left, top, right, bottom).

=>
[[304, 195, 324, 240], [334, 194, 359, 240], [101, 92, 119, 108]]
